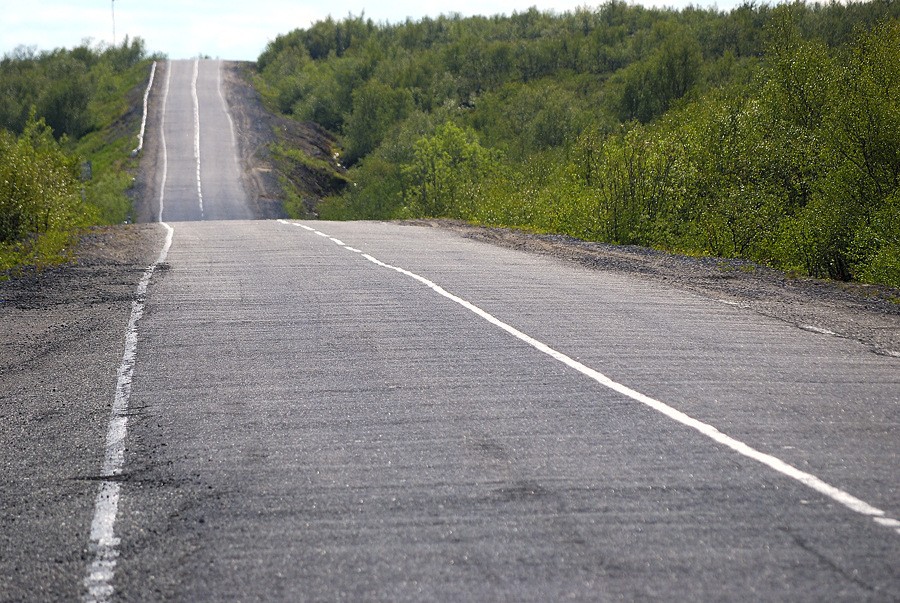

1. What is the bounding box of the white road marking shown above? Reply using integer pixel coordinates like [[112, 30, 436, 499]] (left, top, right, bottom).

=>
[[132, 61, 157, 155], [84, 224, 174, 602], [279, 219, 899, 536], [191, 59, 204, 219], [85, 61, 176, 600], [873, 517, 900, 536], [717, 299, 750, 309], [84, 481, 119, 602], [157, 63, 172, 223], [277, 221, 359, 253], [801, 325, 838, 336]]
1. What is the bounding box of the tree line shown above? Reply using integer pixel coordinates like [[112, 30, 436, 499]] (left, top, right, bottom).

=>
[[256, 1, 899, 287]]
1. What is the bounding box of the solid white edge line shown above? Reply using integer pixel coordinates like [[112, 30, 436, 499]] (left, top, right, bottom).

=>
[[84, 223, 174, 602], [132, 61, 156, 156], [157, 62, 171, 223], [85, 57, 175, 602], [191, 59, 204, 219], [277, 219, 897, 534]]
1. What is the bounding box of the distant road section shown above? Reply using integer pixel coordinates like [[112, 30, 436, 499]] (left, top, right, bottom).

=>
[[157, 59, 252, 221]]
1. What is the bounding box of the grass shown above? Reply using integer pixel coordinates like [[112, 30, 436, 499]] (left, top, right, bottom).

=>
[[71, 59, 156, 224], [0, 231, 78, 278]]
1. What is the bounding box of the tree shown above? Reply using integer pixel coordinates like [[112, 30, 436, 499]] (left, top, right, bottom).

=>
[[617, 24, 702, 122], [402, 122, 495, 217], [343, 80, 414, 163]]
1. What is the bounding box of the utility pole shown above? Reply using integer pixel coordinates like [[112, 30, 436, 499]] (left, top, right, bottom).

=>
[[112, 0, 116, 46]]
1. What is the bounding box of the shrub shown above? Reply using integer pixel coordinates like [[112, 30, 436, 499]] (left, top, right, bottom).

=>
[[0, 116, 93, 270]]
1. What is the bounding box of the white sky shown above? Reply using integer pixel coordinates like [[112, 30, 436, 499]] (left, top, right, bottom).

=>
[[2, 0, 748, 62]]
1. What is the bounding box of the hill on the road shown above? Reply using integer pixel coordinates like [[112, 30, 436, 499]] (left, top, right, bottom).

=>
[[131, 61, 345, 223]]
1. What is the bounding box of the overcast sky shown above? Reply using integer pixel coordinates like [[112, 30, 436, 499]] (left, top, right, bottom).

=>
[[3, 0, 750, 62]]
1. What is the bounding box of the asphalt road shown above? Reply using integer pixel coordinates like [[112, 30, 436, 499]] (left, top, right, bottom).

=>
[[157, 59, 252, 222], [96, 218, 896, 601], [1, 59, 897, 601]]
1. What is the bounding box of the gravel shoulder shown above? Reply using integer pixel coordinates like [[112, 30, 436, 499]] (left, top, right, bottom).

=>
[[221, 61, 286, 219], [0, 224, 167, 599]]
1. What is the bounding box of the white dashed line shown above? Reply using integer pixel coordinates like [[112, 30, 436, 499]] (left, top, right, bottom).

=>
[[873, 517, 900, 536], [717, 299, 750, 309], [279, 219, 899, 536]]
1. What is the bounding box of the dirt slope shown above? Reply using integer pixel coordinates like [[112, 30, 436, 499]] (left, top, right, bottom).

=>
[[222, 61, 345, 218]]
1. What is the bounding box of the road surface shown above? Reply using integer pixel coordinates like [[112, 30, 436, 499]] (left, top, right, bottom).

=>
[[0, 59, 897, 601], [94, 215, 896, 601], [156, 59, 252, 222]]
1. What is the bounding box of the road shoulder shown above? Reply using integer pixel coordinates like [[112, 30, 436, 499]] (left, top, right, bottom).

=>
[[0, 224, 165, 599]]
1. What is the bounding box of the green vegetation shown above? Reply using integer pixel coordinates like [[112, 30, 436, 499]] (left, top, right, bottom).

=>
[[0, 115, 88, 271], [0, 38, 156, 273], [270, 140, 350, 217], [256, 1, 900, 287]]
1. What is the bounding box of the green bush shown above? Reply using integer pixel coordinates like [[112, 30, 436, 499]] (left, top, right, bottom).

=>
[[344, 80, 414, 163], [851, 191, 900, 288], [401, 122, 497, 218], [0, 116, 93, 270]]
